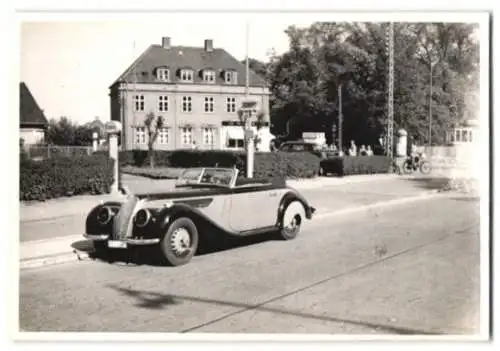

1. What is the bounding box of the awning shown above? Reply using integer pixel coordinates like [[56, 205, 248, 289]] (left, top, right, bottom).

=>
[[226, 128, 244, 140]]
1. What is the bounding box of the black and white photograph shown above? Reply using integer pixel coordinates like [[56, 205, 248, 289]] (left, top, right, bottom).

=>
[[8, 2, 492, 345]]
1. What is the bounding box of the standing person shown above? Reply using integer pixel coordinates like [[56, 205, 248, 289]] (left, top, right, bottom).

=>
[[349, 140, 357, 156], [366, 145, 374, 156]]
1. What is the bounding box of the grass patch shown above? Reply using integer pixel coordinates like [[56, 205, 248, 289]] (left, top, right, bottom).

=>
[[121, 166, 185, 179]]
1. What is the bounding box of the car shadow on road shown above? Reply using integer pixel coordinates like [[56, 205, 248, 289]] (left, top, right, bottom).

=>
[[72, 232, 278, 267], [106, 284, 445, 335]]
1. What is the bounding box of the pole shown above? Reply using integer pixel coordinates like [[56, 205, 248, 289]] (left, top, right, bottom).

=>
[[245, 21, 254, 178], [386, 21, 394, 159], [429, 64, 433, 147], [338, 84, 343, 152]]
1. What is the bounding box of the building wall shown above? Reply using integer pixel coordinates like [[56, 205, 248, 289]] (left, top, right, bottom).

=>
[[20, 128, 45, 145], [111, 83, 270, 151]]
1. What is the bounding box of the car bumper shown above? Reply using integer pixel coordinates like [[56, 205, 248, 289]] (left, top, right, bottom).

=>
[[83, 234, 160, 245]]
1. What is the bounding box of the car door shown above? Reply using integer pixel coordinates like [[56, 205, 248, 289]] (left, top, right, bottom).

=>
[[228, 187, 282, 232]]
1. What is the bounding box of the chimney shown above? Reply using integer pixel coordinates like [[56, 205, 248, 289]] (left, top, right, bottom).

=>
[[162, 37, 171, 49], [204, 39, 213, 52]]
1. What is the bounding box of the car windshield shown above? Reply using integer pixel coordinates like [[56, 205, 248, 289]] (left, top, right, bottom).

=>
[[176, 168, 235, 187]]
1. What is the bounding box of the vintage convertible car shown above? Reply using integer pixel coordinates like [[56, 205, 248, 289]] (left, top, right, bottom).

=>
[[84, 167, 316, 266]]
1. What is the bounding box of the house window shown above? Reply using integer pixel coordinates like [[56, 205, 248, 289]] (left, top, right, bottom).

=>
[[158, 95, 168, 112], [204, 97, 214, 113], [181, 127, 193, 146], [225, 71, 237, 84], [180, 69, 194, 82], [226, 97, 236, 113], [134, 95, 144, 112], [182, 96, 192, 112], [203, 127, 216, 146], [203, 70, 216, 83], [156, 68, 169, 81], [462, 130, 469, 142], [158, 128, 169, 144], [227, 139, 244, 148], [135, 127, 146, 144]]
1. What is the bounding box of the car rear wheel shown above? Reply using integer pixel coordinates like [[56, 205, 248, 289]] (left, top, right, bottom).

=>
[[160, 217, 199, 266], [279, 201, 305, 240]]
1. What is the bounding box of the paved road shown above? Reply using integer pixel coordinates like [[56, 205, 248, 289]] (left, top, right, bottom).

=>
[[19, 177, 446, 242], [19, 193, 480, 334]]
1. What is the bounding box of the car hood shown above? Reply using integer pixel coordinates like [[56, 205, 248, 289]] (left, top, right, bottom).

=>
[[134, 186, 230, 202]]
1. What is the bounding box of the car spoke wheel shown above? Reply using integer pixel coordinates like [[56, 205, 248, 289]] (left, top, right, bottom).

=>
[[160, 217, 199, 266], [279, 201, 305, 240]]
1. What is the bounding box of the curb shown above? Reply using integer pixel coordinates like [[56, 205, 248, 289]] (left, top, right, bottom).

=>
[[20, 251, 92, 270], [20, 189, 446, 271]]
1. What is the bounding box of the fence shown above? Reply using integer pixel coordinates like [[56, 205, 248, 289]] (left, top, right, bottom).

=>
[[21, 145, 95, 160]]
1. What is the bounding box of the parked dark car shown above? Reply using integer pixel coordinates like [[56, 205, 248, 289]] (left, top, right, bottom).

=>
[[278, 141, 324, 157]]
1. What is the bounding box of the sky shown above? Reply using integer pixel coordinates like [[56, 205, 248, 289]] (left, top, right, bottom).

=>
[[20, 16, 315, 125], [19, 11, 488, 126]]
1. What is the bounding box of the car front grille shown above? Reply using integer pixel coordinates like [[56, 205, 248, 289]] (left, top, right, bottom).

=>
[[112, 196, 140, 240]]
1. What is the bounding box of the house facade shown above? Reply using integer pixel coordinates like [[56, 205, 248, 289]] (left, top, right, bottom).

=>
[[109, 37, 273, 151], [19, 82, 49, 145]]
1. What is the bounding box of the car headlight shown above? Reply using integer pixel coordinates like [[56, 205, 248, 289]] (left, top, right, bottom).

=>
[[134, 209, 151, 228], [96, 206, 113, 225]]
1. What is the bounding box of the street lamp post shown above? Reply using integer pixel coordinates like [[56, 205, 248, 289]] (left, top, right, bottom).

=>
[[337, 84, 343, 152], [428, 61, 438, 147]]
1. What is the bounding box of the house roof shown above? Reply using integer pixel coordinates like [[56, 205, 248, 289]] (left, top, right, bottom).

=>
[[19, 82, 48, 127], [110, 44, 268, 88]]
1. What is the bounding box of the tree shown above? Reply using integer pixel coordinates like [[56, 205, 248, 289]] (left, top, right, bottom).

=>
[[266, 21, 479, 148], [144, 112, 164, 168], [46, 117, 76, 145]]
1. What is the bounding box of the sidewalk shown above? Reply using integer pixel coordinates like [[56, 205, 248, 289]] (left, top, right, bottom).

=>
[[20, 173, 400, 223]]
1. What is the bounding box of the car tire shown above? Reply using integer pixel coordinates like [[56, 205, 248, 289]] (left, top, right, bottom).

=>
[[159, 217, 199, 266], [279, 201, 305, 240]]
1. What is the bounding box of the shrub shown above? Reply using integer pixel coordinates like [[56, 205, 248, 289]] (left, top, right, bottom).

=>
[[247, 152, 320, 179], [20, 155, 115, 201], [168, 150, 246, 168], [320, 155, 392, 176]]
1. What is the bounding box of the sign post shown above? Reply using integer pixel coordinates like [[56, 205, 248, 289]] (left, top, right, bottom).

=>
[[241, 101, 257, 178], [105, 121, 122, 194], [92, 132, 99, 152]]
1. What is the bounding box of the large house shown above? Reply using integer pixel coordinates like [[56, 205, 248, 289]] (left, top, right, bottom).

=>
[[109, 37, 273, 151], [20, 82, 48, 145]]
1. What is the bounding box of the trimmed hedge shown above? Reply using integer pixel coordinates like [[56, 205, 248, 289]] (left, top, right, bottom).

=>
[[320, 156, 392, 176], [98, 149, 321, 179], [121, 166, 185, 179], [250, 152, 320, 179], [20, 155, 115, 201], [168, 150, 246, 168]]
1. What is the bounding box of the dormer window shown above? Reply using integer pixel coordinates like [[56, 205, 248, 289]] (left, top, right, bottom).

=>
[[180, 69, 194, 82], [224, 70, 238, 85], [203, 70, 216, 83], [156, 68, 170, 81]]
